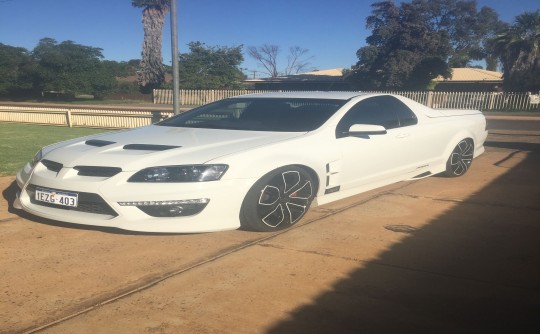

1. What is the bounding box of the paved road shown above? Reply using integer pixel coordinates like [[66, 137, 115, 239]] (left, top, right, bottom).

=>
[[0, 127, 539, 333], [487, 118, 540, 131]]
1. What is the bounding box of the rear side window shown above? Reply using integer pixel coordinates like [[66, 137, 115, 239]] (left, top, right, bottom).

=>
[[391, 97, 418, 127]]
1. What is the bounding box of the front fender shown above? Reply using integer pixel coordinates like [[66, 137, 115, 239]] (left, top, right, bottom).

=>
[[213, 134, 337, 197]]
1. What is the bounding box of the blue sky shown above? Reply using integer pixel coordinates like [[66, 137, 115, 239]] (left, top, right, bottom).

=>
[[0, 0, 539, 78]]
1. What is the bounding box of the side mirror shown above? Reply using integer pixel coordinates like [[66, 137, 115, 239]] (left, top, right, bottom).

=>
[[348, 124, 387, 136]]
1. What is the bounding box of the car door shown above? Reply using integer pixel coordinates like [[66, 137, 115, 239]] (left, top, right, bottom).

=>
[[334, 95, 421, 191]]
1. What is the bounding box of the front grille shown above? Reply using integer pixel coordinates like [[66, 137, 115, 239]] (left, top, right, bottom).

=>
[[41, 159, 63, 172], [73, 166, 122, 177], [26, 185, 118, 216]]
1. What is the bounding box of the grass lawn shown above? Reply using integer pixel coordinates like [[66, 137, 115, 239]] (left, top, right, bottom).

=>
[[0, 123, 110, 176]]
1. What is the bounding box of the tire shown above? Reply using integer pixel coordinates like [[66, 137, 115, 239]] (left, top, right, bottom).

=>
[[445, 138, 474, 177], [240, 166, 315, 232]]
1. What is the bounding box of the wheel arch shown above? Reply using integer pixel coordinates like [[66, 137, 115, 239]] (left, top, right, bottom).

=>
[[243, 163, 321, 195], [224, 154, 325, 197], [442, 132, 476, 161], [290, 163, 321, 194]]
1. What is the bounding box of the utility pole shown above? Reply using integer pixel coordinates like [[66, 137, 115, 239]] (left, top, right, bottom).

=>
[[170, 0, 180, 115]]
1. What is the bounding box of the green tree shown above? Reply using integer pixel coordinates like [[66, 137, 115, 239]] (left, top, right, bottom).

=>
[[102, 60, 132, 78], [348, 1, 452, 90], [0, 43, 34, 95], [131, 0, 171, 93], [177, 41, 245, 89], [488, 11, 540, 91], [31, 38, 116, 98], [412, 0, 504, 67]]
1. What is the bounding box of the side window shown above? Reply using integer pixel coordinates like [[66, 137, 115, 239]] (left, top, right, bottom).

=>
[[390, 97, 418, 127], [336, 96, 400, 138]]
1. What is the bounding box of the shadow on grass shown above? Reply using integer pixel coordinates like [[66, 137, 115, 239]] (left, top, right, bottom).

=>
[[267, 141, 540, 333]]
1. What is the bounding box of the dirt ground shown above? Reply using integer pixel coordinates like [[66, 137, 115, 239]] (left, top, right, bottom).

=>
[[1, 130, 539, 334]]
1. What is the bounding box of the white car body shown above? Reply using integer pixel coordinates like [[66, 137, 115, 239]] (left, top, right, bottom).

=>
[[15, 92, 487, 233]]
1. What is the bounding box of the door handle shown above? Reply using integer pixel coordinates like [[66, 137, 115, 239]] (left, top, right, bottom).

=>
[[396, 133, 410, 139]]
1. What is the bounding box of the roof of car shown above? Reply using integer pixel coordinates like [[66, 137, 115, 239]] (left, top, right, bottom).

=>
[[233, 91, 369, 100]]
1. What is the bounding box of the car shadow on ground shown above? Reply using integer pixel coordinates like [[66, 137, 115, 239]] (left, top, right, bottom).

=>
[[1, 180, 191, 236], [267, 141, 540, 334]]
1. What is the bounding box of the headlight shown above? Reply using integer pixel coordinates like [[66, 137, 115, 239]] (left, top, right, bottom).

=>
[[128, 164, 228, 182], [30, 149, 44, 168]]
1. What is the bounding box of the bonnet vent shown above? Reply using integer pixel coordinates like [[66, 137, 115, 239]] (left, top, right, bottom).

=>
[[86, 139, 116, 147], [123, 144, 180, 151], [41, 159, 63, 173]]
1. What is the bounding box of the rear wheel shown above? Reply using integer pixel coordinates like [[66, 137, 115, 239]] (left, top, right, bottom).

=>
[[240, 166, 315, 232], [445, 138, 474, 177]]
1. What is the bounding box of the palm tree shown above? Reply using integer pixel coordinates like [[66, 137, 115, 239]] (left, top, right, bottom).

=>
[[489, 11, 540, 91], [132, 0, 171, 93]]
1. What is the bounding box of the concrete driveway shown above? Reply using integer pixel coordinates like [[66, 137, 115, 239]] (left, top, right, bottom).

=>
[[1, 129, 539, 334]]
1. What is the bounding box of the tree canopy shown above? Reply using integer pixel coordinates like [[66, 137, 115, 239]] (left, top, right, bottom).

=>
[[348, 1, 452, 90], [177, 42, 245, 89], [412, 0, 504, 68], [347, 0, 503, 90], [487, 10, 540, 91], [0, 43, 33, 95], [0, 38, 116, 99], [31, 38, 116, 98]]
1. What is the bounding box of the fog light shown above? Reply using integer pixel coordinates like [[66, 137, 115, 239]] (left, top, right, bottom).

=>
[[118, 199, 209, 217]]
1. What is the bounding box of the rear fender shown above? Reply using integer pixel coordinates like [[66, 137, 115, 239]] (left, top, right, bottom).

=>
[[442, 132, 475, 161]]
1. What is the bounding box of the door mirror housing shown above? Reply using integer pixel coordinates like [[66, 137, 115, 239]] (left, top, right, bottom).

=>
[[347, 124, 387, 136]]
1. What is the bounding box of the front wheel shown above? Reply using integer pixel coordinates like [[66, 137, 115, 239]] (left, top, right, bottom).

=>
[[240, 166, 315, 232], [445, 138, 474, 177]]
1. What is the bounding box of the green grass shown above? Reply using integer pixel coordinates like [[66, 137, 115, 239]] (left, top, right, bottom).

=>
[[0, 123, 110, 176]]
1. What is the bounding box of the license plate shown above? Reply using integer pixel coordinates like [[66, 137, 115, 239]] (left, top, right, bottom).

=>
[[35, 188, 78, 207]]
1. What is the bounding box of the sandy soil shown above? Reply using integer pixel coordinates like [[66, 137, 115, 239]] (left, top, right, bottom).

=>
[[1, 133, 539, 334]]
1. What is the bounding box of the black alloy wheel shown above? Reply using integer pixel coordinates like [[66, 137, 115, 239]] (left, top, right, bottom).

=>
[[445, 138, 474, 177], [240, 166, 315, 232]]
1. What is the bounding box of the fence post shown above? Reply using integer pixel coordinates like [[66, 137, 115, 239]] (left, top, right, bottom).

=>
[[66, 109, 73, 127], [426, 91, 434, 108], [488, 92, 496, 111], [151, 111, 162, 123]]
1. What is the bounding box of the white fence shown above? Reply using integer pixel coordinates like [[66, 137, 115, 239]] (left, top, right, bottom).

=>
[[154, 89, 540, 111], [153, 89, 271, 105], [0, 105, 172, 129], [1, 90, 538, 130]]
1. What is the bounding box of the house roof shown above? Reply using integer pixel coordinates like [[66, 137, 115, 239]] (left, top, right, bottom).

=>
[[245, 67, 503, 86], [435, 68, 503, 82], [297, 67, 502, 82], [299, 68, 344, 77]]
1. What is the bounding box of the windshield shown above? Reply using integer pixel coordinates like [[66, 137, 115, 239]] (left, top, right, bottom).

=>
[[158, 98, 346, 132]]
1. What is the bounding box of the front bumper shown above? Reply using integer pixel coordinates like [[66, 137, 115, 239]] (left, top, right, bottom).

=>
[[16, 162, 254, 233]]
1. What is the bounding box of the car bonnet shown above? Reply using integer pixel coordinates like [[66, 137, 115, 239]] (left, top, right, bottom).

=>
[[40, 125, 304, 171]]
